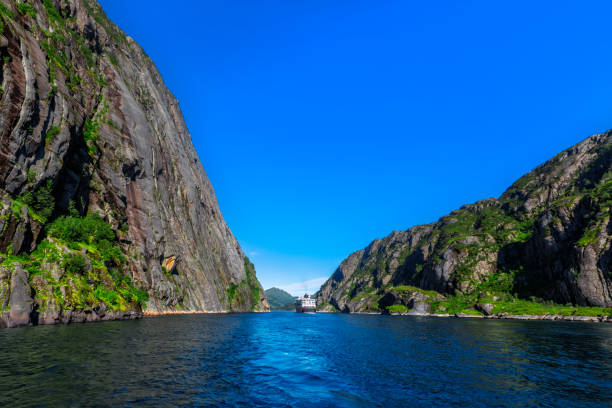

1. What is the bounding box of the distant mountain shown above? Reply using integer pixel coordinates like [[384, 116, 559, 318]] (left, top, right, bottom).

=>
[[318, 132, 612, 316], [265, 288, 296, 310]]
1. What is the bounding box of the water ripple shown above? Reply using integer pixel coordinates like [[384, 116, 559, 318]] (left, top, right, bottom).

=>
[[0, 313, 610, 407]]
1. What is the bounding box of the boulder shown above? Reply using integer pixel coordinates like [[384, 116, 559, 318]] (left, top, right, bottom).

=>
[[5, 264, 34, 328], [476, 303, 495, 316]]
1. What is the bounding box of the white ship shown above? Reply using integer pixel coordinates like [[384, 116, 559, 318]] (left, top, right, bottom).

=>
[[295, 294, 316, 313]]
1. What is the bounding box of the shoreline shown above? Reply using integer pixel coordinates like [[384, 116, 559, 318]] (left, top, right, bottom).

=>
[[143, 309, 269, 316], [4, 309, 611, 329], [400, 312, 611, 322], [319, 311, 612, 322], [143, 310, 230, 317], [1, 309, 272, 329]]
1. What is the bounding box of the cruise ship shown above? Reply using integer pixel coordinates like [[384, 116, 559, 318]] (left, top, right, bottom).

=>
[[295, 294, 317, 313]]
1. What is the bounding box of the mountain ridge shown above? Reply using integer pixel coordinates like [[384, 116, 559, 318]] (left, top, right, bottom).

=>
[[317, 132, 612, 316]]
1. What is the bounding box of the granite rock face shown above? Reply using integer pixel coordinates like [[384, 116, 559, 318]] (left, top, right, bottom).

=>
[[1, 263, 33, 327], [318, 132, 611, 313], [0, 0, 268, 327]]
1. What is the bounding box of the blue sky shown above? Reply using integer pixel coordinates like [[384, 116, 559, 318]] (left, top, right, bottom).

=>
[[100, 0, 612, 295]]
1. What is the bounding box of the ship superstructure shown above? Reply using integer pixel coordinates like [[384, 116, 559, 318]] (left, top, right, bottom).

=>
[[295, 294, 316, 313]]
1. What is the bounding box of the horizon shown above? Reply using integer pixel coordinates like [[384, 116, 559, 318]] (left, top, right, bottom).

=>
[[99, 0, 612, 296]]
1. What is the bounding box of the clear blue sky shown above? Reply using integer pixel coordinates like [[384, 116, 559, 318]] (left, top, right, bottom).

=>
[[100, 0, 612, 295]]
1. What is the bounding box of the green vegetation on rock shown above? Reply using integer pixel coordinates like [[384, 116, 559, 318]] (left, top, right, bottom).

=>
[[1, 186, 148, 314], [83, 117, 100, 156], [225, 257, 263, 311], [2, 232, 147, 313], [244, 256, 261, 309], [44, 125, 61, 144], [82, 0, 127, 46], [17, 2, 36, 18], [20, 180, 55, 221], [387, 304, 408, 313], [489, 299, 611, 317], [391, 285, 439, 297], [317, 301, 339, 312], [226, 283, 238, 308], [0, 2, 15, 19]]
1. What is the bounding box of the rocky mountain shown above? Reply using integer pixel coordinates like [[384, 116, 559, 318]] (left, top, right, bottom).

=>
[[265, 287, 296, 310], [0, 0, 268, 328], [318, 131, 611, 316]]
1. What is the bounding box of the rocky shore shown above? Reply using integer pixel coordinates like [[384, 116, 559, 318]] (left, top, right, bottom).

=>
[[143, 309, 269, 317], [1, 308, 142, 329], [317, 310, 612, 322], [1, 307, 278, 328], [396, 312, 612, 322]]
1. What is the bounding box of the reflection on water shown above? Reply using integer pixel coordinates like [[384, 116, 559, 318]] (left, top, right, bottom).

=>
[[0, 313, 610, 407]]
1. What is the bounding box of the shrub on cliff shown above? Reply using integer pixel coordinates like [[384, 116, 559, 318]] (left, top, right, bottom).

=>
[[46, 213, 126, 264], [63, 253, 87, 275], [47, 213, 114, 244], [21, 180, 55, 221], [16, 2, 35, 18]]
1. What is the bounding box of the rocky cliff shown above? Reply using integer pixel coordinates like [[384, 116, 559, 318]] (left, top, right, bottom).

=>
[[318, 131, 611, 316], [0, 0, 268, 328]]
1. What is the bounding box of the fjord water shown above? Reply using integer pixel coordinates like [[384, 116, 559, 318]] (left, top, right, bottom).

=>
[[0, 313, 610, 407]]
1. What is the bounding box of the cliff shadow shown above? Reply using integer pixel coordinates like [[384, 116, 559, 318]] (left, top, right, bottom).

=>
[[391, 248, 427, 287], [54, 122, 94, 216]]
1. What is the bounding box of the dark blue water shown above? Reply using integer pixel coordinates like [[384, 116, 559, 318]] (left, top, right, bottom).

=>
[[0, 312, 610, 407]]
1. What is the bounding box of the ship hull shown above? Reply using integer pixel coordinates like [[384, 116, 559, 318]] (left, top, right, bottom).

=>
[[295, 306, 317, 313]]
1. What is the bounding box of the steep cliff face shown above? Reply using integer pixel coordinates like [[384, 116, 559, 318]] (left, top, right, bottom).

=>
[[318, 132, 611, 315], [0, 0, 268, 327]]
